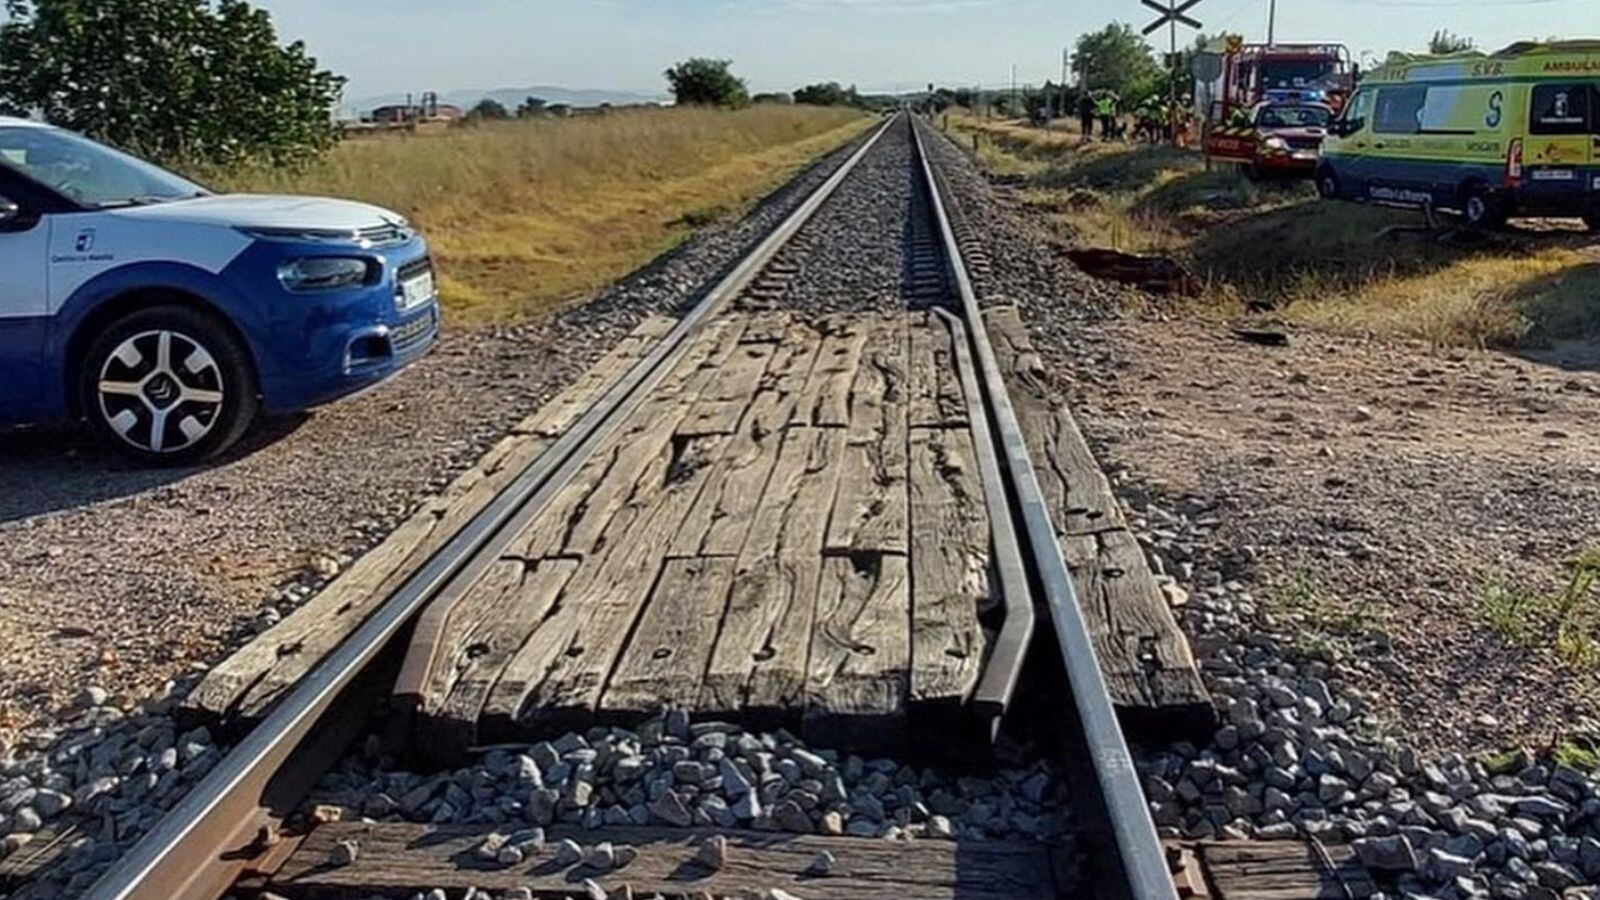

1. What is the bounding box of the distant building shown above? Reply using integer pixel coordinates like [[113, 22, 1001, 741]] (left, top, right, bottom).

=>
[[366, 93, 463, 125]]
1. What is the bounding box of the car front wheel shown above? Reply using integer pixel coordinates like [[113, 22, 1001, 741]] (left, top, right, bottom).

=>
[[1315, 166, 1340, 200], [78, 305, 259, 467]]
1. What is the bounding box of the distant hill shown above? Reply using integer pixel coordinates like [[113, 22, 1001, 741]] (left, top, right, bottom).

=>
[[348, 86, 671, 116]]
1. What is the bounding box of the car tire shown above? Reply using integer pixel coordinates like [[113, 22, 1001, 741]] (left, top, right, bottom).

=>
[[1315, 167, 1340, 200], [78, 305, 259, 467], [1461, 184, 1507, 231]]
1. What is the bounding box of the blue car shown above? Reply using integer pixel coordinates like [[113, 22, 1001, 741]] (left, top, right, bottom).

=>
[[0, 116, 440, 465]]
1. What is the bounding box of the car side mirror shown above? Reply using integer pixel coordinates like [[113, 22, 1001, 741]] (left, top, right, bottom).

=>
[[0, 195, 37, 233], [1331, 117, 1363, 138]]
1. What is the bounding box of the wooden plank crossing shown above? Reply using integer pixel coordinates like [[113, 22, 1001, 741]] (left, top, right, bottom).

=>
[[983, 306, 1213, 736], [182, 315, 678, 725], [267, 822, 1066, 900], [393, 310, 1000, 761]]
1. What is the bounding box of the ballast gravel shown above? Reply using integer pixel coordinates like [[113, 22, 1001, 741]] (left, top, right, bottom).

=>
[[310, 711, 1074, 849]]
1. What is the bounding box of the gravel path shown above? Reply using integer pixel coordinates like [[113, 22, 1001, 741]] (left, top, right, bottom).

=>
[[0, 127, 874, 749]]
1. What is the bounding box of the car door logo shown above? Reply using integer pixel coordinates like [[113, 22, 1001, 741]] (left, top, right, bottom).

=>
[[75, 229, 95, 252]]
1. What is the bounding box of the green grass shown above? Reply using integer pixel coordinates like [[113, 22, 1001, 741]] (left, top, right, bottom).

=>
[[1478, 547, 1600, 670], [947, 113, 1600, 350], [1266, 567, 1384, 662], [206, 106, 871, 322]]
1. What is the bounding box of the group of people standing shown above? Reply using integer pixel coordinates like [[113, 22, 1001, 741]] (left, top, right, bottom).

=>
[[1076, 90, 1193, 146]]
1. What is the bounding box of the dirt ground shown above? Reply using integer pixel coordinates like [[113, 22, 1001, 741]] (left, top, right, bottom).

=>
[[1049, 314, 1600, 754]]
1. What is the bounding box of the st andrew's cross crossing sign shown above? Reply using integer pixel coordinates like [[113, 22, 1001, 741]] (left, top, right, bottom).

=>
[[1141, 0, 1202, 36]]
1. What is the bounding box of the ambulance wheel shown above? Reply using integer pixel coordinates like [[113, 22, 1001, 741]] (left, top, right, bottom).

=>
[[1461, 185, 1506, 231], [1315, 167, 1340, 200], [78, 305, 260, 467]]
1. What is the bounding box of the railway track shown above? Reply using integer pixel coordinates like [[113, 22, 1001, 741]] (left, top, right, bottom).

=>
[[73, 113, 1176, 900]]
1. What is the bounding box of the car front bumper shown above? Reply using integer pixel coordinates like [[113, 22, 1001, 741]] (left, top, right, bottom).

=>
[[220, 235, 442, 414]]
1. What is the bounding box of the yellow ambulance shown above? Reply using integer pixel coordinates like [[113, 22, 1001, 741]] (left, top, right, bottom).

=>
[[1317, 41, 1600, 229]]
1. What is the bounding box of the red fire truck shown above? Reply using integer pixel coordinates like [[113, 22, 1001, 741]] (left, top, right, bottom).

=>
[[1199, 38, 1357, 176]]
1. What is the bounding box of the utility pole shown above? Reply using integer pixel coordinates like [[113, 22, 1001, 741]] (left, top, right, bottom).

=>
[[1010, 64, 1018, 119], [1060, 47, 1070, 121], [1268, 0, 1277, 44]]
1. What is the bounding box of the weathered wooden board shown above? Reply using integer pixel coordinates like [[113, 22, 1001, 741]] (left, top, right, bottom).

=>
[[600, 556, 737, 716], [482, 430, 732, 736], [1061, 529, 1212, 730], [183, 315, 676, 723], [1196, 840, 1375, 900], [701, 427, 846, 719], [679, 339, 778, 437], [907, 426, 991, 712], [909, 310, 969, 429], [269, 823, 1062, 900], [668, 323, 823, 559], [793, 315, 870, 428], [826, 313, 910, 556], [511, 317, 748, 560], [409, 558, 578, 762], [983, 306, 1122, 537], [804, 553, 911, 753]]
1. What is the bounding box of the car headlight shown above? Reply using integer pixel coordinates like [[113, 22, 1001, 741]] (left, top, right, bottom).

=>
[[1263, 136, 1289, 151], [278, 257, 373, 292]]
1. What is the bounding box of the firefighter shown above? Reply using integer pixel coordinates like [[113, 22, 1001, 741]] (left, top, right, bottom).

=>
[[1078, 92, 1096, 142]]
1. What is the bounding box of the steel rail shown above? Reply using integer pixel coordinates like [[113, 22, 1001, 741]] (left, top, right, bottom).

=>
[[911, 118, 1177, 900], [83, 114, 897, 900], [930, 306, 1035, 731]]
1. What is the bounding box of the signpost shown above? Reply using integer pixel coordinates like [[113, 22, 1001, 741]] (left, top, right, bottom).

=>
[[1141, 0, 1204, 146]]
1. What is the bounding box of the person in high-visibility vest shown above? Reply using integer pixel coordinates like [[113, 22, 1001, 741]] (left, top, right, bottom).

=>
[[1095, 93, 1117, 140]]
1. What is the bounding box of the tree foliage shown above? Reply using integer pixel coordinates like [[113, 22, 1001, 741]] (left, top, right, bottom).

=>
[[1072, 23, 1162, 99], [793, 82, 861, 108], [517, 96, 548, 117], [664, 58, 749, 108], [1429, 30, 1475, 55], [467, 98, 510, 121], [0, 0, 344, 166]]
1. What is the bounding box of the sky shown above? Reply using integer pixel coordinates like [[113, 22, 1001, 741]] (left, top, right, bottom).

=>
[[256, 0, 1600, 101]]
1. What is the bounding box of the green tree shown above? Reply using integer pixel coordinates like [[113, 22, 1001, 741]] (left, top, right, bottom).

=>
[[0, 0, 343, 166], [467, 99, 510, 121], [1071, 23, 1162, 99], [793, 82, 860, 107], [751, 92, 794, 105], [517, 95, 548, 117], [664, 58, 749, 108], [1429, 30, 1475, 55]]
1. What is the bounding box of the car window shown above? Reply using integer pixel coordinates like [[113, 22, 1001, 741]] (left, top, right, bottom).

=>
[[1530, 84, 1590, 135], [0, 126, 206, 208], [1373, 86, 1427, 135]]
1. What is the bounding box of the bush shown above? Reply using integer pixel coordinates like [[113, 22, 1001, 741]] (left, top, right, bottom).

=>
[[665, 58, 749, 108], [0, 0, 344, 166], [468, 99, 511, 122]]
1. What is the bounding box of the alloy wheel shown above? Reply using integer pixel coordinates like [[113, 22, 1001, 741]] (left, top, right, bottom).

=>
[[96, 330, 226, 455]]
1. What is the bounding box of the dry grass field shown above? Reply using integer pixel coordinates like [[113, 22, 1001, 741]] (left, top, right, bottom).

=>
[[948, 113, 1600, 350], [211, 106, 871, 321]]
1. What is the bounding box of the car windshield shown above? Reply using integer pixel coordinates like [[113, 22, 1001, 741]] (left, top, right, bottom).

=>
[[1256, 106, 1332, 128], [0, 125, 207, 208]]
